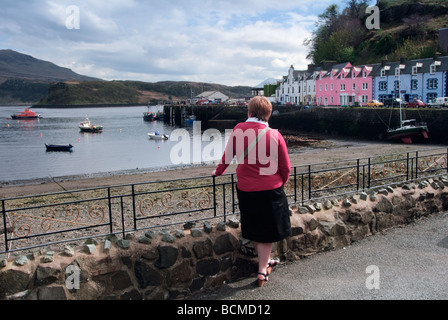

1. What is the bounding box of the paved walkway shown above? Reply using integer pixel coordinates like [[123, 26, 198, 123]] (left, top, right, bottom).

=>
[[189, 211, 448, 300]]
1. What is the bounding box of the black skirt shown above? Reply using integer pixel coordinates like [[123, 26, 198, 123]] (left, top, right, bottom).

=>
[[237, 186, 291, 243]]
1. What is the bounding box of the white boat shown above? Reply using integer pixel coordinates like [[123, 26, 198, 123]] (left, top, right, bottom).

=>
[[79, 118, 103, 133], [148, 131, 169, 140]]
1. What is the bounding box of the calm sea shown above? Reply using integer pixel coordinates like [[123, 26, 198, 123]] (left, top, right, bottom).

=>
[[0, 105, 226, 185]]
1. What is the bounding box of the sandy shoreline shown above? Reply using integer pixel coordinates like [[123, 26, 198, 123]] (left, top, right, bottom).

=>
[[0, 136, 441, 198]]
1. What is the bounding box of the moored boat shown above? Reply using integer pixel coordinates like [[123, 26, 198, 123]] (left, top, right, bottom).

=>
[[148, 131, 169, 140], [45, 144, 73, 152], [79, 118, 103, 133], [185, 114, 196, 124], [143, 111, 156, 121], [155, 111, 165, 120], [11, 108, 41, 119]]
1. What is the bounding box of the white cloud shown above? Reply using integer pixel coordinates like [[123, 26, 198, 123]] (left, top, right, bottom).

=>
[[0, 0, 336, 86]]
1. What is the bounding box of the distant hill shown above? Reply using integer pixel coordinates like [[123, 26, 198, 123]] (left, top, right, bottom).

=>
[[0, 49, 99, 83], [0, 49, 252, 105], [37, 80, 253, 105]]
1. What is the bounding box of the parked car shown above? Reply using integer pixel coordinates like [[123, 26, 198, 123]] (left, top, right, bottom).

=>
[[406, 99, 426, 108], [383, 98, 407, 108], [367, 100, 384, 108], [196, 100, 211, 105], [428, 97, 448, 108]]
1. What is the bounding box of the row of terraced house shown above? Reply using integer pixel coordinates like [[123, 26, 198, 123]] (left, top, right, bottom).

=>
[[274, 55, 448, 107]]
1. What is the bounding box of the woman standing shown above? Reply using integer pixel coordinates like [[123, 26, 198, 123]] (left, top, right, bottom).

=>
[[212, 96, 291, 287]]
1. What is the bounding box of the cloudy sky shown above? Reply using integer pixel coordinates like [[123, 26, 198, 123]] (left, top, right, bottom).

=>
[[0, 0, 371, 87]]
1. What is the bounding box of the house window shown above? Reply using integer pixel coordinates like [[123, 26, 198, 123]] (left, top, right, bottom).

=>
[[331, 84, 333, 91], [325, 84, 327, 91], [427, 92, 437, 102], [411, 79, 418, 90], [352, 83, 356, 91], [341, 73, 345, 79], [330, 96, 333, 104], [412, 66, 418, 75], [395, 80, 400, 90], [379, 81, 387, 91], [428, 78, 438, 90], [430, 64, 436, 74], [363, 71, 367, 78], [340, 84, 345, 91], [320, 84, 322, 91], [381, 69, 386, 77], [362, 83, 368, 90]]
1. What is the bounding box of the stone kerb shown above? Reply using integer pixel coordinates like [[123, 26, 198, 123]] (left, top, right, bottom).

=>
[[1, 176, 447, 300]]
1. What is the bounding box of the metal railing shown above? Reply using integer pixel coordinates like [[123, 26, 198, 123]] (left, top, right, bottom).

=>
[[1, 147, 447, 255]]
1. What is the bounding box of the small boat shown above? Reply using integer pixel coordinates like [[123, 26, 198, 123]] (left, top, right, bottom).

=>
[[185, 115, 196, 124], [148, 131, 169, 140], [155, 111, 165, 120], [79, 118, 103, 133], [11, 108, 41, 119], [143, 111, 156, 121], [386, 96, 429, 144], [387, 119, 429, 144], [45, 144, 73, 152]]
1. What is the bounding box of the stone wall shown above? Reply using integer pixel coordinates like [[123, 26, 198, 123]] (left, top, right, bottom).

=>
[[1, 177, 448, 300]]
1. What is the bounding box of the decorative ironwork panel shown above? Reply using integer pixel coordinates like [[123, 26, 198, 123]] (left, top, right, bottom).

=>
[[137, 188, 213, 218], [8, 203, 107, 239]]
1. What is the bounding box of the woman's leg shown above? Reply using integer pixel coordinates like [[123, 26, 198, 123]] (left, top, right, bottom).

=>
[[253, 241, 272, 278]]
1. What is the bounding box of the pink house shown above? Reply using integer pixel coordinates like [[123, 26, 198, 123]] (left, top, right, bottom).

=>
[[316, 62, 374, 106]]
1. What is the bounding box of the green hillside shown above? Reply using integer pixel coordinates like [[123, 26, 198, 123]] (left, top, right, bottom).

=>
[[36, 80, 252, 106], [305, 0, 448, 66]]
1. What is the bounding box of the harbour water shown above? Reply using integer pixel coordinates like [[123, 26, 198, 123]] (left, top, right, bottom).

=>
[[0, 105, 227, 185]]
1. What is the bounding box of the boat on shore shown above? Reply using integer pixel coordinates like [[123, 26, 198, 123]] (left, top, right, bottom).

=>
[[45, 144, 73, 152], [148, 131, 169, 140], [11, 108, 41, 119], [387, 119, 429, 144], [79, 118, 103, 133]]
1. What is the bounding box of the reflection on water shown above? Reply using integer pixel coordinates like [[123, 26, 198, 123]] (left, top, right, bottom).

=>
[[0, 105, 227, 184]]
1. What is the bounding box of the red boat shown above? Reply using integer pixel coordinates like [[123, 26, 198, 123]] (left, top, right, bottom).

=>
[[11, 108, 42, 119]]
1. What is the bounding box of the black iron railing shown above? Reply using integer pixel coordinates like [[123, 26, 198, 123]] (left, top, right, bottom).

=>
[[1, 147, 447, 255]]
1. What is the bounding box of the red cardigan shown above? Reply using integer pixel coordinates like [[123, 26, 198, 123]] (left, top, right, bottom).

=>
[[214, 121, 291, 192]]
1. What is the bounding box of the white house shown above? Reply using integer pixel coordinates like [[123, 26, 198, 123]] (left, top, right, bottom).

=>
[[195, 91, 229, 103], [275, 64, 322, 105]]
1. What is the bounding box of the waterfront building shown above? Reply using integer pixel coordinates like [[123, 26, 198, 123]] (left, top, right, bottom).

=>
[[372, 56, 448, 103], [316, 62, 378, 107], [275, 64, 322, 105], [195, 91, 229, 104], [274, 55, 447, 106]]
